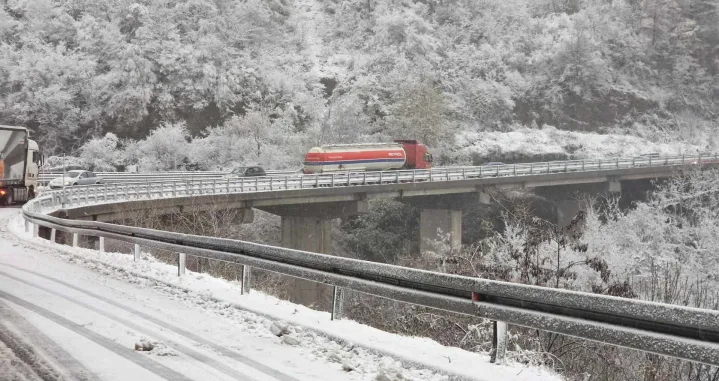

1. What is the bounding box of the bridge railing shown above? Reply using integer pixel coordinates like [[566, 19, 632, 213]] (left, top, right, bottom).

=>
[[33, 153, 717, 209], [36, 153, 719, 186], [37, 169, 300, 185]]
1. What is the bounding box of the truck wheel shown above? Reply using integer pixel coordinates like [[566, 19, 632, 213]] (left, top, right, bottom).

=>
[[3, 191, 13, 206]]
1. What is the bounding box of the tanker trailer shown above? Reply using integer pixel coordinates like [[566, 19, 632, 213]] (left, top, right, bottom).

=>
[[302, 140, 432, 174]]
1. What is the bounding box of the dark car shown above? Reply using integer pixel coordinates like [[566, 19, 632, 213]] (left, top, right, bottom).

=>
[[225, 166, 266, 178]]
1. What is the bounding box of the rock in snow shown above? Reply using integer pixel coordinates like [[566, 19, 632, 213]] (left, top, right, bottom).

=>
[[341, 360, 356, 372], [134, 338, 155, 351], [282, 335, 300, 346], [270, 321, 290, 337]]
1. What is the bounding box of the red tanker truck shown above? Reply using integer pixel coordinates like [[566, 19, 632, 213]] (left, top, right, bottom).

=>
[[302, 140, 433, 174]]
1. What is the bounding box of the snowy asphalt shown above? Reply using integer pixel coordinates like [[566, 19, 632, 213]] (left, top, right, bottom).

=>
[[0, 208, 355, 381]]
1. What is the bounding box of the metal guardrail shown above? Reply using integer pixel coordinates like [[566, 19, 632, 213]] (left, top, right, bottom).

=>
[[20, 153, 719, 367], [37, 170, 300, 185]]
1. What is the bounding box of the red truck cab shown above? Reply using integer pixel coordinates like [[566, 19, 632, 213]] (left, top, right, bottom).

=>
[[394, 140, 432, 169]]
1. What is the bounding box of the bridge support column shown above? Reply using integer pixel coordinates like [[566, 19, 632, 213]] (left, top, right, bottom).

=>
[[259, 199, 368, 308], [535, 180, 623, 227], [556, 199, 589, 227], [420, 209, 462, 253], [281, 216, 332, 306]]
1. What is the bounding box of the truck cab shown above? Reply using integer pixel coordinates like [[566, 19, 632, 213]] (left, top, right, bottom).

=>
[[0, 125, 43, 205]]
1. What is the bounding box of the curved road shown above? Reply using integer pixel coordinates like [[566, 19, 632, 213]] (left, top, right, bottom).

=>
[[0, 208, 359, 381]]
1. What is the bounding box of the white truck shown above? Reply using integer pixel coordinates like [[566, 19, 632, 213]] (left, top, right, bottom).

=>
[[0, 125, 43, 205]]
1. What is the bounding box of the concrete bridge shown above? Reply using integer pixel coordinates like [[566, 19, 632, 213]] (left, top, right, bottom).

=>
[[43, 154, 716, 305]]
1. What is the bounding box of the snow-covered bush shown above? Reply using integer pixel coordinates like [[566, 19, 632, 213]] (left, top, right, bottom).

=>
[[136, 122, 191, 171], [79, 133, 121, 171]]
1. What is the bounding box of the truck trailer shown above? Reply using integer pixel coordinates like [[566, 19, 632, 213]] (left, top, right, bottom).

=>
[[302, 140, 433, 174], [0, 125, 43, 205]]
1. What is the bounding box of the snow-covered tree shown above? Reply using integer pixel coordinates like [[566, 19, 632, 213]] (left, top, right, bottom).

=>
[[79, 133, 121, 171], [137, 122, 191, 171]]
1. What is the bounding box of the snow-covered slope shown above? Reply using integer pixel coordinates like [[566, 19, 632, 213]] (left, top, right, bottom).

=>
[[4, 210, 560, 381], [453, 126, 706, 164]]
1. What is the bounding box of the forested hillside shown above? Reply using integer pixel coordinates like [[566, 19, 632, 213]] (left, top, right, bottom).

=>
[[1, 0, 717, 168]]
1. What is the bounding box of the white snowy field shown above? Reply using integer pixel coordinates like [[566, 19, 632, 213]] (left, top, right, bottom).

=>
[[1, 208, 561, 381]]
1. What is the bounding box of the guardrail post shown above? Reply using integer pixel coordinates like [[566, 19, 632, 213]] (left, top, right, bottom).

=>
[[178, 253, 186, 276], [50, 229, 56, 243], [331, 286, 344, 321], [240, 177, 245, 192], [462, 168, 466, 179], [616, 158, 619, 168], [226, 179, 230, 194], [529, 163, 533, 174], [99, 237, 105, 253], [331, 173, 336, 187], [241, 265, 251, 295], [32, 223, 38, 238], [72, 233, 79, 247], [134, 244, 140, 261], [172, 181, 177, 197], [490, 321, 508, 364], [24, 220, 30, 233]]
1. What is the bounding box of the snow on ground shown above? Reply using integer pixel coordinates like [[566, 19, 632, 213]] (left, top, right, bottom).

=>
[[454, 126, 707, 162], [4, 209, 560, 381]]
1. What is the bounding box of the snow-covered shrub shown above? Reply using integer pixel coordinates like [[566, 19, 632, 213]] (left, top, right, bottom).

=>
[[79, 132, 121, 171], [137, 122, 191, 171]]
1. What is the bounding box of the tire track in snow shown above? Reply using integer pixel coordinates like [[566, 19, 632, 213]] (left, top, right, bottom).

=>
[[0, 290, 193, 381], [0, 300, 98, 381], [0, 266, 300, 381]]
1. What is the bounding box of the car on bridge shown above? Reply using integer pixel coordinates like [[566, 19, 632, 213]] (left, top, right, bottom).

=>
[[48, 170, 105, 189], [224, 166, 266, 178]]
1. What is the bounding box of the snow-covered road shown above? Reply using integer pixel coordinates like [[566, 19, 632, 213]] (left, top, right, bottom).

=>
[[0, 209, 369, 381]]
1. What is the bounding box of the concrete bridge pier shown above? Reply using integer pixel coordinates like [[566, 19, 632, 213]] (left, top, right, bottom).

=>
[[535, 179, 622, 226], [260, 200, 368, 307], [419, 209, 462, 253], [406, 191, 492, 253]]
